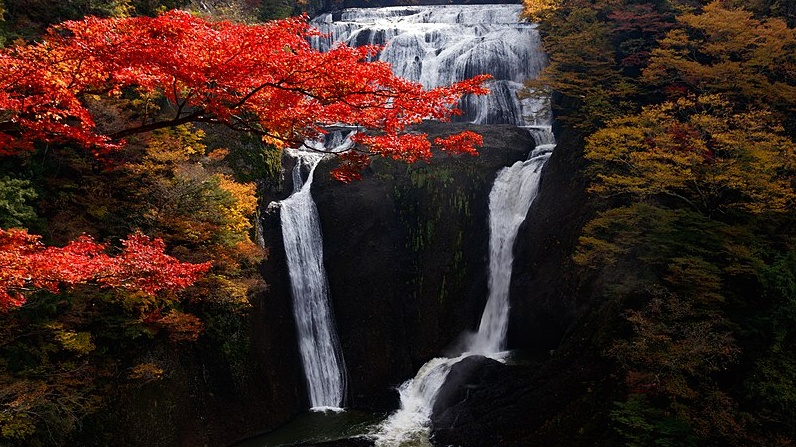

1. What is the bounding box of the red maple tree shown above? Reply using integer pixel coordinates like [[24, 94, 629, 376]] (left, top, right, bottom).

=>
[[0, 228, 211, 310], [0, 11, 490, 308], [0, 10, 489, 179]]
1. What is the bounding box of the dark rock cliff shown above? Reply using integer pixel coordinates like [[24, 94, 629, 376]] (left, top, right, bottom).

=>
[[261, 122, 534, 411], [507, 124, 594, 354]]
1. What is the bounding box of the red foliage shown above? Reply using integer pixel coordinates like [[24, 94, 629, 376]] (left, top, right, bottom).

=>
[[608, 4, 675, 68], [608, 5, 674, 35], [330, 151, 372, 183], [0, 228, 210, 311], [0, 11, 489, 173], [433, 130, 483, 156]]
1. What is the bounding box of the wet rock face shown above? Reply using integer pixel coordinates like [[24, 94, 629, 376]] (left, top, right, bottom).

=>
[[507, 125, 595, 355], [262, 122, 534, 411], [431, 355, 506, 418]]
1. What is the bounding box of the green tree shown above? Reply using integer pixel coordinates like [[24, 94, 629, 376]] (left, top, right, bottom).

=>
[[0, 177, 37, 228]]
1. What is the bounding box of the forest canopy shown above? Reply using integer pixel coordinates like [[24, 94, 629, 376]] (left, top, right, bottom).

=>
[[527, 0, 796, 444]]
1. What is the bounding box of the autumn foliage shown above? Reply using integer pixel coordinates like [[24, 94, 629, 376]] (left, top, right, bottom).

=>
[[531, 0, 796, 444], [0, 9, 490, 304], [0, 10, 488, 179], [0, 228, 210, 310]]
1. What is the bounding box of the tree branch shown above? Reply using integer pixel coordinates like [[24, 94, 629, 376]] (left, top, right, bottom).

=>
[[108, 109, 208, 140]]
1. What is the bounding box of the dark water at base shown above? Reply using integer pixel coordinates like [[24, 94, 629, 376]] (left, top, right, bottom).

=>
[[232, 410, 382, 447], [231, 351, 539, 447]]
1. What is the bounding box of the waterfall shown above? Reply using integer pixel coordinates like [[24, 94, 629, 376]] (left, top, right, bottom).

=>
[[469, 126, 554, 355], [372, 355, 466, 446], [287, 3, 554, 440], [280, 134, 353, 410], [372, 126, 555, 445], [325, 4, 556, 443], [310, 4, 550, 126]]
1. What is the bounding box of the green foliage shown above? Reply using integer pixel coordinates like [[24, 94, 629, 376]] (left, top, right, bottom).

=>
[[258, 0, 294, 20], [130, 0, 190, 16], [741, 250, 796, 433], [2, 0, 130, 39], [612, 393, 698, 447], [0, 176, 38, 229]]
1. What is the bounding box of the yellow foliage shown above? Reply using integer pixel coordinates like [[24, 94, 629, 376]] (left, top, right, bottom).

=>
[[126, 125, 206, 176], [645, 2, 796, 116], [216, 174, 257, 236], [586, 95, 796, 215], [0, 412, 36, 440], [46, 323, 96, 355], [111, 0, 135, 17], [522, 0, 560, 21], [128, 363, 164, 382]]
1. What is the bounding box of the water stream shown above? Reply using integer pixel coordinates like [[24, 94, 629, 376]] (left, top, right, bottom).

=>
[[279, 134, 354, 410]]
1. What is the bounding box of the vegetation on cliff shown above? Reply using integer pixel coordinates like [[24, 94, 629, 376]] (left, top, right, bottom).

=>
[[526, 0, 796, 444]]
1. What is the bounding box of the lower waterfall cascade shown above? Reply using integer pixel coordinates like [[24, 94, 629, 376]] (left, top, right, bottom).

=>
[[371, 126, 555, 446], [278, 134, 355, 410], [470, 125, 555, 355]]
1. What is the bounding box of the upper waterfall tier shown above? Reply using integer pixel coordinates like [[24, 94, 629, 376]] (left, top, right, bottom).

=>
[[311, 4, 550, 126]]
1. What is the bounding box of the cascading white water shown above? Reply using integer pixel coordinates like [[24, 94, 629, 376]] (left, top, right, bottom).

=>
[[310, 4, 560, 439], [280, 134, 354, 410], [310, 4, 550, 126], [300, 4, 555, 440], [372, 355, 466, 446], [373, 126, 555, 446], [469, 126, 554, 355]]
